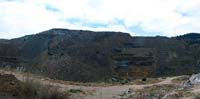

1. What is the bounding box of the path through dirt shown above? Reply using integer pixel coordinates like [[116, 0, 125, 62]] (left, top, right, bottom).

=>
[[0, 69, 185, 99]]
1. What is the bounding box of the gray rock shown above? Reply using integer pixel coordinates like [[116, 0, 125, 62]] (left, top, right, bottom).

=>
[[189, 73, 200, 84]]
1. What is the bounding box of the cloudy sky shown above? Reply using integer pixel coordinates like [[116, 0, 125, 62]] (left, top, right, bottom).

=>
[[0, 0, 200, 39]]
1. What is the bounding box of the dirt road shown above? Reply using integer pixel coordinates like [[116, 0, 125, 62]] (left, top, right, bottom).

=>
[[0, 69, 189, 99]]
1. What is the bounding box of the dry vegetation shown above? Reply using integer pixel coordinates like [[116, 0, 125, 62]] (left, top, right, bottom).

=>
[[0, 72, 70, 99], [21, 78, 70, 99], [3, 68, 200, 99], [171, 75, 190, 83], [130, 78, 161, 85], [116, 75, 200, 99]]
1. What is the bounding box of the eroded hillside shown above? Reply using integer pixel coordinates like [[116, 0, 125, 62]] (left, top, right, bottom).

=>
[[0, 28, 200, 82]]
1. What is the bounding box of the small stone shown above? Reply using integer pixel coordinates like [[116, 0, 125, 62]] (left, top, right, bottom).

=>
[[10, 81, 15, 85]]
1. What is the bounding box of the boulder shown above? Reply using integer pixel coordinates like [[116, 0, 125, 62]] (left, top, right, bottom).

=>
[[188, 73, 200, 84]]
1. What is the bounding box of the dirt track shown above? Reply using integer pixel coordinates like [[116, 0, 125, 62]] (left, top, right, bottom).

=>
[[0, 69, 199, 99]]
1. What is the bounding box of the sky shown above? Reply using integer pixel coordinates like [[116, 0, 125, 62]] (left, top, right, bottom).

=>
[[0, 0, 200, 39]]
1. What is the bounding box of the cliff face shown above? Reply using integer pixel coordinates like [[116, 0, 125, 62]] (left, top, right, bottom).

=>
[[0, 29, 200, 82]]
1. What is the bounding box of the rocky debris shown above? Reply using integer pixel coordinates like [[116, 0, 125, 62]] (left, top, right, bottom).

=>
[[0, 73, 69, 99], [0, 73, 23, 97], [113, 88, 135, 99]]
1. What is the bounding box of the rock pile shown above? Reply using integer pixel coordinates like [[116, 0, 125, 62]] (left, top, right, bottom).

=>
[[0, 73, 23, 97]]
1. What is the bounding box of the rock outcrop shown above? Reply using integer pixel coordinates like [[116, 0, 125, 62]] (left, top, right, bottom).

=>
[[188, 73, 200, 84]]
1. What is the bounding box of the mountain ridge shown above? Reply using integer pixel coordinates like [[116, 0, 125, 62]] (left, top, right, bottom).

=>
[[0, 28, 200, 82]]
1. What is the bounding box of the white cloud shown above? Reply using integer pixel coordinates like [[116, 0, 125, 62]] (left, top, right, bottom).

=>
[[0, 0, 200, 39]]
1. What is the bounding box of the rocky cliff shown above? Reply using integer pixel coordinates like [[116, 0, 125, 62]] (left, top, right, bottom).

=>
[[0, 28, 200, 82]]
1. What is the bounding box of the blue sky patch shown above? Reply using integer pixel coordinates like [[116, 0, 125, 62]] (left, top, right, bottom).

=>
[[84, 22, 108, 28], [112, 18, 125, 25], [44, 4, 60, 12], [67, 18, 82, 24], [129, 24, 162, 36], [66, 18, 108, 28]]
